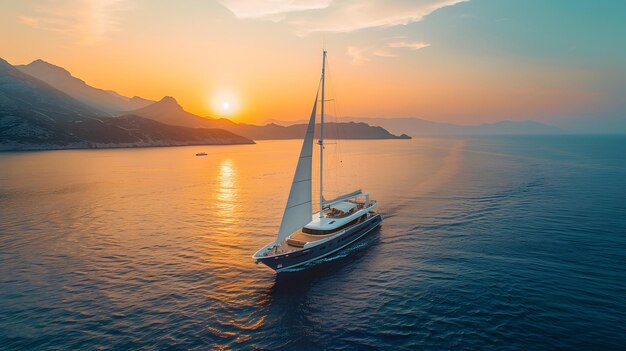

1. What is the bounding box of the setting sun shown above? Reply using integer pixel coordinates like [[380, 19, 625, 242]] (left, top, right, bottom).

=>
[[211, 91, 240, 117]]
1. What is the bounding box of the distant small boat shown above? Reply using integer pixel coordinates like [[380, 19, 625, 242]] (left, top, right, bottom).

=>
[[253, 50, 382, 273], [195, 152, 207, 156]]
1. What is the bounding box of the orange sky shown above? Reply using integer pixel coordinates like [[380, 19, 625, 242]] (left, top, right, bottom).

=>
[[1, 1, 624, 125]]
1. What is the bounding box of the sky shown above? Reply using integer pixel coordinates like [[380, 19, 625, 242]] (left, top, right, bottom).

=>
[[0, 0, 625, 127]]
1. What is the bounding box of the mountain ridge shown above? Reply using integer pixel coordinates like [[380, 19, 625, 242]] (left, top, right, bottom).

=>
[[265, 116, 564, 136], [14, 59, 410, 140], [0, 57, 254, 150], [126, 97, 409, 140], [16, 59, 155, 115], [3, 57, 410, 148], [121, 96, 236, 129]]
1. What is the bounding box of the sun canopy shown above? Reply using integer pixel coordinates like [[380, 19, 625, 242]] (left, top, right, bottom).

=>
[[324, 189, 362, 207], [330, 201, 357, 213]]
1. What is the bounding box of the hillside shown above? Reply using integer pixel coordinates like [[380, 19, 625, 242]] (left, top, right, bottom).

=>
[[341, 117, 563, 136], [126, 97, 410, 140], [16, 59, 154, 115], [0, 58, 253, 151]]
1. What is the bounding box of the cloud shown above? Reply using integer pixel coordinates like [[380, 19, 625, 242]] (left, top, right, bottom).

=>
[[387, 40, 430, 50], [18, 0, 131, 45], [347, 38, 430, 65], [347, 46, 371, 65], [373, 49, 398, 57], [219, 0, 332, 18], [218, 0, 468, 35]]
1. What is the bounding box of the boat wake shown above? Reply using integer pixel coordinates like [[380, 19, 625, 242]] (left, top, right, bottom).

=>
[[381, 213, 395, 220]]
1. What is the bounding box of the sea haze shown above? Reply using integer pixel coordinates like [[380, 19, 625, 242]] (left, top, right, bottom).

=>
[[1, 136, 625, 350]]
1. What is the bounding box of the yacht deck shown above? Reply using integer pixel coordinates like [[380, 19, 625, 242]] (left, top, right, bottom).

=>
[[325, 202, 365, 218], [262, 231, 331, 256]]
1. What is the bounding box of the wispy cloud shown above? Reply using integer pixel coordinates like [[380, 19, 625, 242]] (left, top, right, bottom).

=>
[[388, 40, 430, 50], [220, 0, 462, 65], [218, 0, 468, 35], [219, 0, 332, 19], [347, 46, 371, 65], [373, 48, 397, 58], [347, 38, 430, 65], [18, 0, 131, 45]]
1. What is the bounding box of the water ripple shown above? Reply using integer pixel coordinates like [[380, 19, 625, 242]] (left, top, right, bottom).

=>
[[1, 137, 625, 350]]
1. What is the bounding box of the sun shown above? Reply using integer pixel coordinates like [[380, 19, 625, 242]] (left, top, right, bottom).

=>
[[211, 91, 240, 117]]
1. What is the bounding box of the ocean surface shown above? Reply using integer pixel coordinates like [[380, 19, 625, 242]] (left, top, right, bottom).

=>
[[1, 136, 625, 350]]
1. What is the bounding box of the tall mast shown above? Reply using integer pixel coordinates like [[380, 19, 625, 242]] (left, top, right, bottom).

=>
[[319, 49, 327, 218]]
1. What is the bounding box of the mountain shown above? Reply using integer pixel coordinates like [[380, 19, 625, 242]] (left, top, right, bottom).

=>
[[9, 59, 408, 141], [266, 117, 563, 136], [265, 117, 562, 136], [339, 117, 563, 136], [232, 122, 410, 140], [552, 115, 626, 134], [0, 58, 253, 150], [124, 96, 237, 129], [127, 97, 409, 140], [16, 59, 154, 115], [0, 58, 104, 118], [472, 120, 564, 134]]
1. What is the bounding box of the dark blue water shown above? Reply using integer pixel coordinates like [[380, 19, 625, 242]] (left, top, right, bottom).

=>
[[1, 136, 625, 350]]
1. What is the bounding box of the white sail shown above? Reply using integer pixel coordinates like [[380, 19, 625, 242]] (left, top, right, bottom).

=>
[[275, 92, 319, 244]]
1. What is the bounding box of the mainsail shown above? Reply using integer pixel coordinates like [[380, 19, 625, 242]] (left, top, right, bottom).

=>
[[275, 92, 319, 244]]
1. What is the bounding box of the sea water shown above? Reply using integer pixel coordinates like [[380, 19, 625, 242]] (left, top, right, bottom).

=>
[[1, 136, 625, 350]]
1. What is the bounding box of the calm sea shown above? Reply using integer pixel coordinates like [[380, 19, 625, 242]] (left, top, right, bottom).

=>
[[1, 136, 625, 350]]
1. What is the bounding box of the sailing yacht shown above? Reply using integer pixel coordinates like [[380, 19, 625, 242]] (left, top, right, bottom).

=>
[[253, 50, 383, 272]]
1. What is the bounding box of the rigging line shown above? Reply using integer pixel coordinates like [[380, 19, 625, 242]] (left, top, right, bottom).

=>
[[326, 58, 347, 183], [332, 60, 357, 186], [324, 56, 337, 196], [328, 58, 343, 197], [335, 61, 345, 193]]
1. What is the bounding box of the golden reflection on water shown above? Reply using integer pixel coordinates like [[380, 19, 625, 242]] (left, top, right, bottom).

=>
[[205, 158, 244, 266], [215, 158, 238, 222], [204, 157, 280, 350]]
